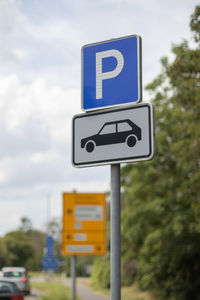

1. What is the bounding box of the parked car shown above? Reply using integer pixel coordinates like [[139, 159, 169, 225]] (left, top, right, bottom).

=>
[[1, 267, 30, 295], [0, 279, 24, 299], [81, 119, 142, 152]]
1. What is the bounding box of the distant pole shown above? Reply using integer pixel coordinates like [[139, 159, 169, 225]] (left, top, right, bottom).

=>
[[46, 193, 51, 234], [110, 163, 121, 300], [46, 193, 51, 279], [71, 256, 76, 300]]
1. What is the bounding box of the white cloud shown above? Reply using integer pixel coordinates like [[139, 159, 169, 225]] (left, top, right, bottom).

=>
[[0, 0, 16, 58], [0, 200, 25, 235], [0, 74, 80, 136], [0, 170, 8, 185], [0, 73, 109, 192]]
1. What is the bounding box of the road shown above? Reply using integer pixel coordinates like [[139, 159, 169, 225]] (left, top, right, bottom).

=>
[[24, 289, 42, 300]]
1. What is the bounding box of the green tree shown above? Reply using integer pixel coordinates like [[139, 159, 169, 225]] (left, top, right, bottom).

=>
[[18, 216, 32, 233], [4, 231, 35, 268], [27, 229, 46, 271], [0, 237, 11, 268], [121, 5, 200, 300], [47, 217, 61, 241]]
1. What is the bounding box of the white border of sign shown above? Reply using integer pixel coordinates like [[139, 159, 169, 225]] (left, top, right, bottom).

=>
[[81, 35, 142, 112], [72, 103, 155, 168]]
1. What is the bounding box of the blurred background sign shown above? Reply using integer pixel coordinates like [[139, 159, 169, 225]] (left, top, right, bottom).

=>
[[62, 193, 106, 255], [42, 235, 60, 270]]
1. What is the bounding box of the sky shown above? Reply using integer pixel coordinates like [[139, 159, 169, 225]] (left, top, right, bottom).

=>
[[0, 0, 199, 235]]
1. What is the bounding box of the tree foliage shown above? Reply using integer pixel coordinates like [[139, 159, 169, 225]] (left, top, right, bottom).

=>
[[91, 254, 110, 289], [0, 219, 47, 271], [0, 238, 12, 268], [18, 216, 32, 232], [120, 5, 200, 299], [4, 231, 35, 268]]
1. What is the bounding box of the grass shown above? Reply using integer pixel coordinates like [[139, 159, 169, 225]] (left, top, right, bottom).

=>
[[32, 281, 81, 300], [31, 273, 156, 300], [121, 284, 156, 300], [87, 277, 156, 300]]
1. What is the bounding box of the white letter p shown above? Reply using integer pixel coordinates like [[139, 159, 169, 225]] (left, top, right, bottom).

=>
[[96, 49, 124, 99]]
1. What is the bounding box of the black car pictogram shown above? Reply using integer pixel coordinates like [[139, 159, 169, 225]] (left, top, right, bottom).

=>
[[81, 119, 142, 153]]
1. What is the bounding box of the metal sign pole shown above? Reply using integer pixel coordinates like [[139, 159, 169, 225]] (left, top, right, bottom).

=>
[[110, 163, 121, 300], [71, 256, 76, 300]]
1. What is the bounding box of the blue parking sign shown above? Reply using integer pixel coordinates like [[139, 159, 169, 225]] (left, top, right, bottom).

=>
[[82, 35, 142, 111]]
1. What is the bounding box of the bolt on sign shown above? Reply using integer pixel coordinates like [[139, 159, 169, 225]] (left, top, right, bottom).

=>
[[62, 193, 106, 256]]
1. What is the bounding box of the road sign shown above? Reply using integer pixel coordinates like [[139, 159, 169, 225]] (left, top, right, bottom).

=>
[[62, 193, 106, 256], [46, 235, 54, 256], [42, 235, 60, 270], [72, 103, 154, 167], [42, 256, 59, 270], [82, 35, 142, 111]]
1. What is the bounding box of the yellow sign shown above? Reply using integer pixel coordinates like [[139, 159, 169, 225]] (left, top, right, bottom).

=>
[[62, 193, 106, 256]]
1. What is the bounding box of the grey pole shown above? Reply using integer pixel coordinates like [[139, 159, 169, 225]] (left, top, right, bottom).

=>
[[46, 193, 51, 234], [71, 256, 76, 300], [110, 163, 121, 300]]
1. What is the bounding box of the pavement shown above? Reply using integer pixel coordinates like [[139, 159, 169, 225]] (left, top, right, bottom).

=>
[[27, 276, 109, 300], [64, 278, 109, 300]]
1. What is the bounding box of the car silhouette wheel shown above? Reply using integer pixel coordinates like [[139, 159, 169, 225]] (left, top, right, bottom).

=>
[[126, 135, 137, 147], [85, 141, 95, 152]]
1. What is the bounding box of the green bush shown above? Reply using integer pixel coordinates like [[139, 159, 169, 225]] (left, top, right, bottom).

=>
[[138, 228, 200, 299], [122, 254, 137, 286], [91, 255, 110, 289]]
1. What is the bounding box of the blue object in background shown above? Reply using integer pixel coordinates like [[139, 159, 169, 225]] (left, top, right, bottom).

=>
[[82, 35, 142, 111], [42, 256, 59, 271], [42, 235, 60, 270], [46, 235, 54, 256]]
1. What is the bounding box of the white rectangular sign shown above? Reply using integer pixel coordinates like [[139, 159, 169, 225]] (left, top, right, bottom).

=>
[[75, 205, 103, 221], [74, 233, 87, 241], [72, 103, 155, 167], [66, 245, 94, 253]]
